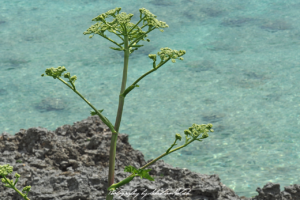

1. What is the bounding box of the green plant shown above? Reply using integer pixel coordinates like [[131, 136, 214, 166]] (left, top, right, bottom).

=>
[[0, 164, 31, 200], [0, 7, 214, 200]]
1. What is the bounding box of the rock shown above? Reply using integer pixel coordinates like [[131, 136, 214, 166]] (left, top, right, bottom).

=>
[[0, 88, 8, 96], [254, 183, 300, 200], [220, 17, 256, 27], [33, 97, 66, 112], [260, 20, 292, 32], [0, 115, 299, 200]]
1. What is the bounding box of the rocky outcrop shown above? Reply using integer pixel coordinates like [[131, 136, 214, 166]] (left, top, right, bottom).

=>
[[0, 115, 299, 200]]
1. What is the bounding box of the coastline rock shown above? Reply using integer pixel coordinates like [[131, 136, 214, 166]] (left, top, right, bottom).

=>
[[0, 115, 299, 200]]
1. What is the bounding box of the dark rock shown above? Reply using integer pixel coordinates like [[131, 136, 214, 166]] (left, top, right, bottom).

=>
[[0, 88, 8, 96], [0, 115, 299, 200], [260, 20, 292, 32], [253, 182, 300, 200], [33, 97, 67, 112], [221, 18, 256, 27]]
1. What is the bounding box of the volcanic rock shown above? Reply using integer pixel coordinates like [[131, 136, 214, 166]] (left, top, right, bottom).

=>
[[0, 115, 300, 200]]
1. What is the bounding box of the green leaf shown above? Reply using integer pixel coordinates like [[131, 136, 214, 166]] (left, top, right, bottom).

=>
[[124, 165, 138, 173], [109, 47, 124, 51], [130, 44, 144, 48], [90, 109, 104, 116], [137, 168, 154, 181], [107, 165, 155, 192], [124, 165, 154, 181]]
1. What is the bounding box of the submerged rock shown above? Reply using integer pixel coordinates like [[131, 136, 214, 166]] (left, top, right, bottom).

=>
[[34, 97, 67, 112], [0, 115, 299, 200]]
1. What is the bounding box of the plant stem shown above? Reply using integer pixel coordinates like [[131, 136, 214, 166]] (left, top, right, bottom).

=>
[[106, 33, 130, 200], [56, 77, 117, 134], [120, 137, 197, 184], [1, 176, 30, 200]]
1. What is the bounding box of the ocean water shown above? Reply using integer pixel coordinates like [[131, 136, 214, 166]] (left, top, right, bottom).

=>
[[1, 0, 300, 198]]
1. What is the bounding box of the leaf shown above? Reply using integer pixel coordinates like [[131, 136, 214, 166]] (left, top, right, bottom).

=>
[[130, 44, 144, 48], [124, 165, 139, 174], [109, 47, 124, 51], [90, 109, 104, 116], [124, 165, 154, 181], [137, 168, 154, 181]]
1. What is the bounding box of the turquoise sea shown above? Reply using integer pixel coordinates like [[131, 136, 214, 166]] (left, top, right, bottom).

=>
[[1, 0, 300, 198]]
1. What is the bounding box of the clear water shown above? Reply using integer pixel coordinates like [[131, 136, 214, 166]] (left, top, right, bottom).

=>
[[1, 0, 300, 198]]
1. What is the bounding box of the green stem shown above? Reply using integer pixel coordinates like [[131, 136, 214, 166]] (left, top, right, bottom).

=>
[[119, 58, 170, 98], [106, 32, 130, 200], [56, 77, 117, 134], [1, 176, 30, 200], [131, 59, 169, 86], [120, 137, 196, 184]]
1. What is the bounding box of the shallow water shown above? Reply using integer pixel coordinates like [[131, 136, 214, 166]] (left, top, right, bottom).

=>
[[1, 0, 300, 198]]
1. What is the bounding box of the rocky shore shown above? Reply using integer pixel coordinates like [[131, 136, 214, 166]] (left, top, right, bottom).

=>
[[1, 115, 299, 200]]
